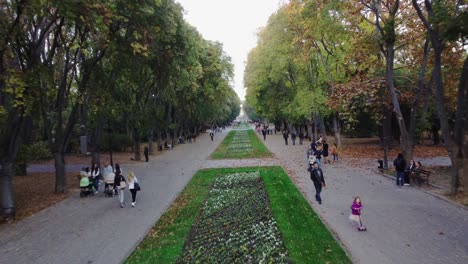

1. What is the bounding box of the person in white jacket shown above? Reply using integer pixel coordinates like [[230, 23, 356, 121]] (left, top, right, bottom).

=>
[[127, 171, 139, 207]]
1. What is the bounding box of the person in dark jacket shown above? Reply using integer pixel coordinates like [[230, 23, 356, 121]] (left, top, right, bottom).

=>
[[322, 141, 329, 164], [310, 141, 317, 153], [144, 146, 149, 162], [393, 153, 407, 187], [310, 162, 326, 204], [291, 131, 297, 145], [283, 130, 289, 145], [262, 128, 267, 141]]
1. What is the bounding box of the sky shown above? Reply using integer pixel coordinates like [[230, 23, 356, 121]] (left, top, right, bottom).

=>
[[176, 0, 283, 101]]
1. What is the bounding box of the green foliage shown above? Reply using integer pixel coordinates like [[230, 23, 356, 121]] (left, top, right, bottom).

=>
[[100, 133, 133, 152], [26, 141, 54, 161], [383, 18, 396, 45]]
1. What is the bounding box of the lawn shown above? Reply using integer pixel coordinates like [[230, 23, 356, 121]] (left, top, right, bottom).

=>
[[210, 129, 271, 159], [125, 167, 351, 264]]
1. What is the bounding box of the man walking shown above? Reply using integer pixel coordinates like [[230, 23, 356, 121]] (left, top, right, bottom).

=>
[[310, 161, 326, 204], [209, 131, 214, 141], [291, 131, 297, 145], [262, 128, 267, 141], [393, 153, 406, 187], [282, 130, 289, 145], [144, 146, 149, 162]]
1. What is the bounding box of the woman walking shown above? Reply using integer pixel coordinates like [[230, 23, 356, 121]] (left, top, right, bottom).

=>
[[114, 164, 126, 208], [127, 171, 140, 207], [90, 163, 100, 194]]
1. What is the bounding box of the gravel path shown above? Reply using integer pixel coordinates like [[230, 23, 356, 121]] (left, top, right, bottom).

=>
[[0, 130, 228, 264], [256, 132, 467, 264]]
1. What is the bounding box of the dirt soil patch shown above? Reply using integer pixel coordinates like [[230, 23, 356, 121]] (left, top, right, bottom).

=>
[[340, 143, 448, 159], [9, 172, 80, 223]]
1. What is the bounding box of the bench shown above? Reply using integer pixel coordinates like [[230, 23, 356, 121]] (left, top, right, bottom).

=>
[[411, 169, 431, 186]]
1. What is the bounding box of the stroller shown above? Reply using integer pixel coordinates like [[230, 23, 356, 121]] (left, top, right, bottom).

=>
[[104, 172, 116, 197], [79, 173, 95, 198]]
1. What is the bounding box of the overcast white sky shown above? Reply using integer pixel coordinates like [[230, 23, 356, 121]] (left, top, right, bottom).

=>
[[176, 0, 282, 101]]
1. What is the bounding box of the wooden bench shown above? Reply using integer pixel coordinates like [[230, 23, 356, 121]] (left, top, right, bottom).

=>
[[411, 169, 431, 186]]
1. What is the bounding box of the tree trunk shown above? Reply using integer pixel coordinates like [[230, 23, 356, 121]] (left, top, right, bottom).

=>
[[332, 113, 341, 147], [148, 132, 154, 155], [313, 113, 318, 141], [386, 43, 412, 162], [450, 55, 468, 194], [54, 152, 67, 193], [306, 119, 313, 142], [319, 115, 326, 140], [157, 129, 162, 151], [134, 128, 141, 161], [91, 114, 104, 167], [0, 161, 15, 222]]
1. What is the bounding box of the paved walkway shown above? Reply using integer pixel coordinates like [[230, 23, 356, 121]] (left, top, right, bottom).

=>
[[256, 132, 467, 264], [2, 128, 467, 264], [0, 130, 228, 264]]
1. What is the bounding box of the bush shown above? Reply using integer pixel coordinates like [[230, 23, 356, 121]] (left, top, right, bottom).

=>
[[27, 141, 54, 160]]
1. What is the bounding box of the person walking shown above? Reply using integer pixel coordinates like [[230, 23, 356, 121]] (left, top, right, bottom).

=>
[[311, 141, 317, 153], [322, 141, 329, 164], [144, 146, 149, 162], [331, 143, 339, 162], [90, 163, 100, 194], [283, 130, 289, 145], [291, 131, 297, 145], [262, 128, 267, 141], [114, 164, 126, 207], [393, 153, 407, 187], [315, 147, 323, 167], [127, 171, 140, 207], [310, 162, 326, 204], [209, 131, 214, 141]]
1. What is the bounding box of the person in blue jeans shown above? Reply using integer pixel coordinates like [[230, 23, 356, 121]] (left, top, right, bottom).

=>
[[310, 162, 326, 204], [393, 153, 407, 187]]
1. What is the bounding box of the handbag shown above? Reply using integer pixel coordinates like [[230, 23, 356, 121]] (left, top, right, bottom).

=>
[[134, 182, 141, 191], [119, 179, 126, 189]]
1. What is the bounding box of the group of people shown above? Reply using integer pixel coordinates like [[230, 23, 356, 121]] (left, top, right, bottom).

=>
[[80, 160, 141, 208], [306, 136, 339, 168], [393, 154, 423, 187], [281, 130, 305, 145], [305, 137, 366, 230]]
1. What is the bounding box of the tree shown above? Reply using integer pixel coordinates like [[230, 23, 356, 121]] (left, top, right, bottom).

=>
[[412, 0, 468, 194]]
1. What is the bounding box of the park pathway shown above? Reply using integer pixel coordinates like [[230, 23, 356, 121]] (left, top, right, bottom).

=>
[[256, 131, 468, 264], [0, 130, 228, 264]]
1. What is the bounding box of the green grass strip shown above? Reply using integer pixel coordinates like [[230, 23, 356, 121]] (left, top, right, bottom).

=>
[[125, 167, 351, 264], [210, 130, 271, 159], [125, 169, 218, 264], [262, 166, 352, 264]]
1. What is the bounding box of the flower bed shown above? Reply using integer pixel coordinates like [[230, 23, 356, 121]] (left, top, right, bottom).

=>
[[176, 172, 291, 263], [211, 130, 271, 159]]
